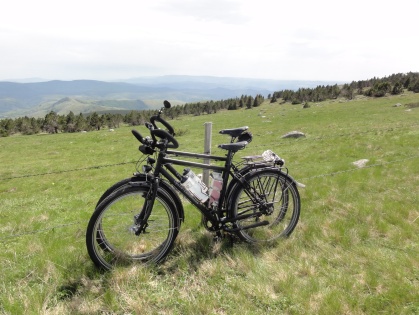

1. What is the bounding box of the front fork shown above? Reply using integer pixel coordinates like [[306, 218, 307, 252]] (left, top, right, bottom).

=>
[[132, 177, 160, 235]]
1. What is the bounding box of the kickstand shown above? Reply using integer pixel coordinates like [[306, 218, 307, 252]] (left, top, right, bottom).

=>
[[213, 231, 222, 243], [227, 234, 235, 247], [213, 231, 236, 247]]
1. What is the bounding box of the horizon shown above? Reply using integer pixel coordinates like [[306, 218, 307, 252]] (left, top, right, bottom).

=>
[[1, 74, 345, 84]]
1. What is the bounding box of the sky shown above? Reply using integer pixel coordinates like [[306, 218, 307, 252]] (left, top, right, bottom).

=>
[[1, 0, 418, 82]]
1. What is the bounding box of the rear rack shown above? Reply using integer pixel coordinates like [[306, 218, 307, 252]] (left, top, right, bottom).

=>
[[241, 155, 264, 163], [242, 150, 285, 166]]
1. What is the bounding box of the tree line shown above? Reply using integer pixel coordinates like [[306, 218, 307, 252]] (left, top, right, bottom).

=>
[[270, 72, 419, 104], [2, 72, 419, 137], [0, 94, 264, 137]]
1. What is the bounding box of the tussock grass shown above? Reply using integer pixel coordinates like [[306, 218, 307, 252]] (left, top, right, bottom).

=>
[[1, 93, 418, 314]]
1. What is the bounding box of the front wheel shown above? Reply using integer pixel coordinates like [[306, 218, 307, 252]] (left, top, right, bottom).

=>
[[86, 186, 179, 270], [229, 169, 300, 243], [95, 177, 132, 208]]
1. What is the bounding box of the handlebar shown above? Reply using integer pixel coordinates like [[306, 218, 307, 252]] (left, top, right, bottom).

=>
[[131, 100, 179, 151], [150, 115, 175, 136], [132, 100, 251, 152], [131, 128, 179, 149], [148, 99, 175, 136], [131, 129, 145, 144], [151, 129, 179, 149]]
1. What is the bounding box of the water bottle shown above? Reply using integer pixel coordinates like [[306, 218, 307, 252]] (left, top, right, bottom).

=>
[[209, 172, 223, 207], [181, 168, 209, 203]]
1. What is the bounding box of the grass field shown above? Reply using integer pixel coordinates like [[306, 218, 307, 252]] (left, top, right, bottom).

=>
[[1, 93, 418, 314]]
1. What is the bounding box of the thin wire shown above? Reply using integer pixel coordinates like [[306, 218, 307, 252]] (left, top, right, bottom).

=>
[[0, 222, 84, 242], [0, 161, 136, 181], [2, 154, 418, 241]]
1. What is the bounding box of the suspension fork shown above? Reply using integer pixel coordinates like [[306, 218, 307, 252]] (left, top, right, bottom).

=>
[[133, 177, 160, 235], [133, 150, 167, 235]]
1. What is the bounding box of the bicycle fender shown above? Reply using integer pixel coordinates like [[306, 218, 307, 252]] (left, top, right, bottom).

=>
[[246, 166, 299, 186], [128, 174, 185, 222]]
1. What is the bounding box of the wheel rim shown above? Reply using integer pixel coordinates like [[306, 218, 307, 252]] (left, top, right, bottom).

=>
[[90, 190, 176, 269], [234, 171, 300, 242]]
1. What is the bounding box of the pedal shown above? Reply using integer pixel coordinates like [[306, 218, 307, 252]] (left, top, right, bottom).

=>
[[225, 220, 269, 232]]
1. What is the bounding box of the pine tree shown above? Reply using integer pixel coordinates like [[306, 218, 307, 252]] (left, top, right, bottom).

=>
[[43, 111, 59, 133], [75, 113, 87, 131], [89, 112, 101, 130], [246, 96, 253, 109]]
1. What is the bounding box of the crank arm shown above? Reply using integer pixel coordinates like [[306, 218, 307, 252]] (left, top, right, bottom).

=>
[[224, 220, 269, 233]]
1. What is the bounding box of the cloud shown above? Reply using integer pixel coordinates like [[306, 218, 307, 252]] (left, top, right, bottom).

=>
[[154, 0, 249, 24], [1, 0, 419, 81]]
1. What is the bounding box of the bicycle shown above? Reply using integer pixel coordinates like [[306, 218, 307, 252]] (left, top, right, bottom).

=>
[[86, 101, 301, 270]]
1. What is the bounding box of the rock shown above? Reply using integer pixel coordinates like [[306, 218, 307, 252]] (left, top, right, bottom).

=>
[[393, 103, 402, 107], [352, 159, 369, 168], [282, 131, 306, 138]]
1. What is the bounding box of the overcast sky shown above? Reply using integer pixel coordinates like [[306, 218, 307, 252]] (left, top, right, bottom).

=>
[[1, 0, 418, 82]]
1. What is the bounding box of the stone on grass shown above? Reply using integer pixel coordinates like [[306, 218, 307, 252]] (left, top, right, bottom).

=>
[[352, 159, 369, 168], [282, 131, 306, 139]]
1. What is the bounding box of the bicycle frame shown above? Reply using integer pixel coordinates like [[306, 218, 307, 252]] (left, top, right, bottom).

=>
[[135, 143, 288, 233], [156, 148, 236, 225]]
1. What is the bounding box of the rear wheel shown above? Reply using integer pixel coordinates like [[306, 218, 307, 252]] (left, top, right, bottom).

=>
[[230, 169, 300, 243], [86, 186, 179, 270]]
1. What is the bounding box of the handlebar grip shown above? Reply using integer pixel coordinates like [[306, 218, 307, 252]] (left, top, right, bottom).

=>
[[150, 115, 175, 136], [151, 129, 179, 149], [131, 129, 145, 144]]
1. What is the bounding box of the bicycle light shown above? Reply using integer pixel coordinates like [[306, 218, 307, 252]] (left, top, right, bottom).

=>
[[142, 165, 153, 173], [139, 144, 155, 155]]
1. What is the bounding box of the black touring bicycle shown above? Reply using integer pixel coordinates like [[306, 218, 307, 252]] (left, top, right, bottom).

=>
[[86, 101, 301, 270]]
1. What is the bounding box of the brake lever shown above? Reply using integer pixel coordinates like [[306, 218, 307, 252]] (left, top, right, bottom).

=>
[[145, 122, 154, 130]]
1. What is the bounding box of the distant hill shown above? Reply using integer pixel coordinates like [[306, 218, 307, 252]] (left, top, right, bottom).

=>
[[12, 97, 149, 118], [120, 75, 331, 92], [0, 77, 339, 118], [0, 80, 161, 117]]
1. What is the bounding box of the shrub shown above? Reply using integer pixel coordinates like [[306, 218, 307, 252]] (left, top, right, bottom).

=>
[[391, 82, 404, 95], [409, 81, 419, 93], [405, 102, 419, 108], [175, 128, 189, 136]]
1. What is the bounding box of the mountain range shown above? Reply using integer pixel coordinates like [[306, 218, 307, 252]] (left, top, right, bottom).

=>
[[0, 75, 339, 118]]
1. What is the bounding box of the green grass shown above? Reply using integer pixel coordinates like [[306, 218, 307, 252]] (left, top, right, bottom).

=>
[[1, 93, 418, 314]]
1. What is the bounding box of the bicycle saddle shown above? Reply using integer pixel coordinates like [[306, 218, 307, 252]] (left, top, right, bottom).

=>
[[219, 126, 248, 138], [218, 141, 248, 152]]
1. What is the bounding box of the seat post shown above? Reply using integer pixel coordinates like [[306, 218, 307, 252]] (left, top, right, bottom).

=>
[[217, 149, 235, 213]]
